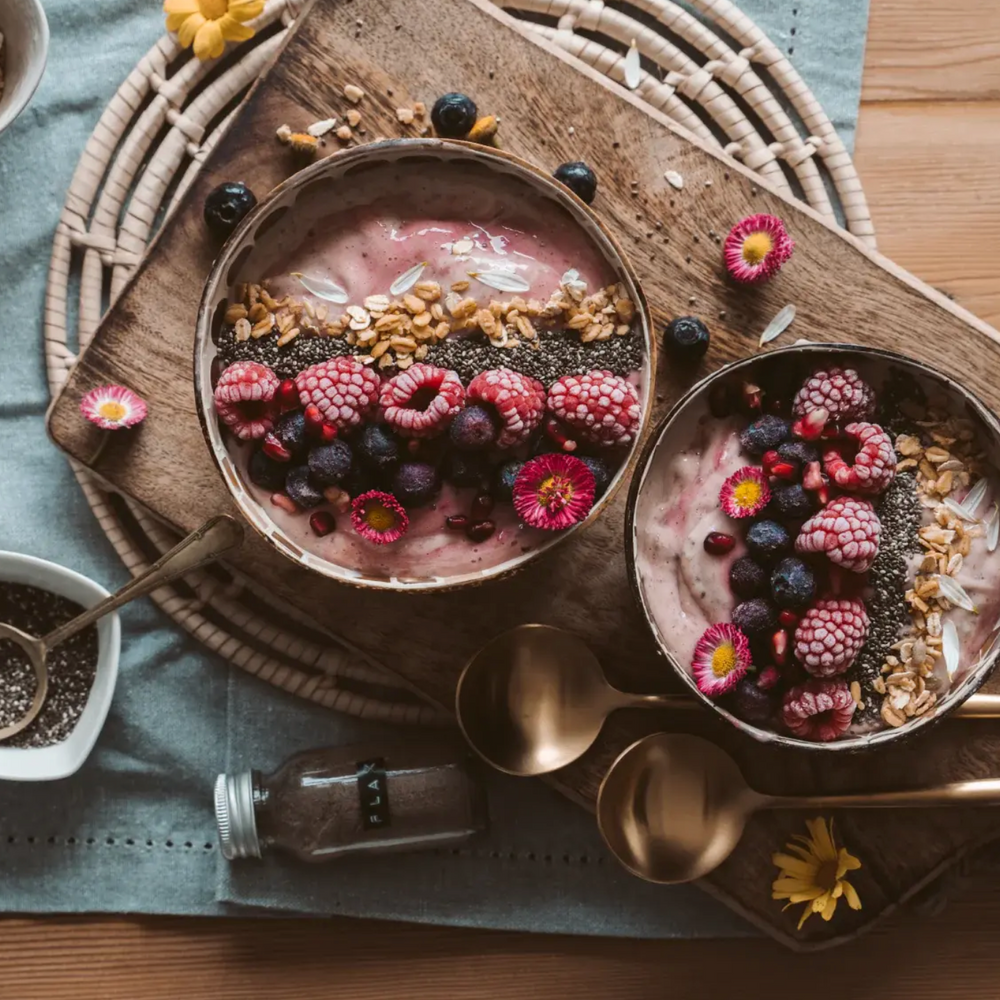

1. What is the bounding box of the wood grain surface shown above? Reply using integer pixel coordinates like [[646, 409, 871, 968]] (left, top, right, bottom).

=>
[[38, 0, 1000, 958]]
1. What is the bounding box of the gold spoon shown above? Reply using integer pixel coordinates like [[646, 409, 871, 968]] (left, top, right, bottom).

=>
[[454, 624, 1000, 777], [597, 732, 1000, 884], [0, 515, 244, 741]]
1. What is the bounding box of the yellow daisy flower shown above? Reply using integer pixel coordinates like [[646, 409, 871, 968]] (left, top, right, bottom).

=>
[[164, 0, 265, 62], [771, 817, 862, 930]]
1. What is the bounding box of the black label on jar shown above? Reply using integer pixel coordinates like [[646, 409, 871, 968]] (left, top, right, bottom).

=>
[[357, 758, 391, 830]]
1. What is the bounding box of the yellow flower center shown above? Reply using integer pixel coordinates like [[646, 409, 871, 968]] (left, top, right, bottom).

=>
[[711, 642, 737, 678], [733, 479, 763, 510], [815, 859, 840, 891], [742, 232, 773, 265], [98, 401, 127, 421], [364, 503, 396, 533], [198, 0, 228, 20], [537, 474, 572, 512]]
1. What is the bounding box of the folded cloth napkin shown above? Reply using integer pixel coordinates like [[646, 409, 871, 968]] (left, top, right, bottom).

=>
[[0, 0, 868, 935]]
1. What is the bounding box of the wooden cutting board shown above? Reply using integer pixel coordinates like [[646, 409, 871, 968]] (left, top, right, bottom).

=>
[[46, 0, 1000, 950]]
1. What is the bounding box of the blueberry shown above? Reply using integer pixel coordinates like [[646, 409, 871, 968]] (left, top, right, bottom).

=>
[[248, 448, 287, 491], [449, 405, 499, 451], [203, 181, 257, 240], [392, 462, 441, 508], [285, 465, 324, 508], [308, 440, 353, 486], [740, 414, 790, 456], [553, 161, 598, 204], [342, 465, 378, 499], [275, 411, 307, 457], [771, 557, 816, 610], [663, 316, 710, 362], [357, 424, 400, 477], [729, 678, 777, 725], [732, 597, 778, 637], [777, 440, 820, 467], [771, 484, 814, 521], [578, 455, 611, 497], [494, 460, 524, 503], [445, 452, 489, 488], [746, 520, 792, 564], [729, 556, 767, 599], [431, 93, 478, 137]]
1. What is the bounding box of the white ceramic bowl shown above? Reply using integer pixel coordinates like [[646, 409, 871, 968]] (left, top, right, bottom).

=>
[[0, 0, 49, 137], [0, 553, 120, 780]]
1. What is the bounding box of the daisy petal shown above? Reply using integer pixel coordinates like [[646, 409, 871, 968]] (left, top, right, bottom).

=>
[[838, 849, 862, 873], [163, 0, 199, 13], [770, 854, 819, 879], [176, 11, 205, 47], [218, 14, 255, 42], [842, 881, 862, 911], [806, 817, 838, 861], [194, 18, 225, 60], [228, 0, 265, 20]]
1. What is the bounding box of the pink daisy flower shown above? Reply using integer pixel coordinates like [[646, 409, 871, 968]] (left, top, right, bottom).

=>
[[691, 623, 752, 697], [80, 385, 148, 430], [512, 454, 596, 531], [719, 466, 770, 518], [723, 214, 794, 284], [351, 491, 409, 545]]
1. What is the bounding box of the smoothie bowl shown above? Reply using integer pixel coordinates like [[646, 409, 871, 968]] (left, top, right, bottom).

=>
[[195, 140, 654, 591], [627, 344, 1000, 750]]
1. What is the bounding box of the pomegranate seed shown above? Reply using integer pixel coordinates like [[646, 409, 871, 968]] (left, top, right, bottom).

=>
[[407, 439, 422, 455], [544, 415, 578, 452], [262, 433, 292, 462], [761, 450, 781, 476], [816, 483, 831, 505], [802, 461, 824, 491], [771, 629, 789, 666], [708, 383, 733, 418], [756, 665, 781, 691], [316, 422, 338, 443], [277, 379, 299, 412], [304, 404, 325, 429], [778, 609, 799, 629], [446, 515, 469, 531], [741, 381, 763, 413], [791, 406, 829, 441], [703, 531, 736, 555], [309, 511, 336, 537], [770, 461, 797, 481], [466, 519, 496, 542], [471, 493, 495, 520], [270, 493, 298, 514]]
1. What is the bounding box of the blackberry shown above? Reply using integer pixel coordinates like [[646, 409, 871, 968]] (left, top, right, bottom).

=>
[[771, 484, 814, 520], [732, 598, 777, 637], [729, 556, 767, 599], [746, 519, 792, 564], [553, 161, 598, 204], [308, 441, 353, 486], [274, 410, 307, 457], [204, 181, 257, 240], [740, 414, 789, 456], [494, 460, 524, 503], [248, 448, 287, 492], [777, 439, 820, 468], [285, 466, 324, 508], [729, 678, 777, 725], [431, 93, 478, 137], [449, 405, 499, 451], [770, 557, 816, 610], [663, 316, 710, 362], [392, 462, 441, 508]]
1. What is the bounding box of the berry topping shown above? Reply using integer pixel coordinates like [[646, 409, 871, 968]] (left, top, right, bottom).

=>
[[795, 495, 882, 573], [261, 433, 291, 463], [791, 408, 829, 441], [577, 456, 612, 498], [771, 629, 790, 665], [274, 410, 308, 457], [777, 440, 820, 468], [546, 370, 641, 449], [794, 598, 869, 677], [723, 214, 794, 284], [542, 415, 579, 453], [379, 364, 465, 439], [295, 358, 380, 431], [276, 378, 299, 412], [792, 367, 876, 422], [468, 368, 546, 449], [512, 454, 596, 531], [391, 462, 441, 508], [802, 460, 825, 491], [309, 511, 336, 537], [692, 623, 752, 698], [308, 440, 354, 486], [351, 490, 409, 545], [446, 515, 469, 531], [731, 597, 778, 637], [782, 679, 856, 741], [284, 465, 324, 509], [757, 664, 782, 690], [730, 677, 777, 724], [719, 466, 770, 519], [740, 415, 790, 457], [493, 459, 525, 502], [553, 161, 598, 204], [213, 360, 279, 441], [431, 93, 478, 138], [203, 181, 257, 240], [745, 519, 792, 564], [729, 556, 768, 599], [823, 422, 897, 495], [663, 316, 710, 361], [357, 424, 400, 477], [449, 404, 500, 451], [445, 452, 489, 488], [466, 520, 496, 543], [771, 557, 816, 610], [771, 483, 815, 520], [704, 532, 736, 555], [778, 609, 800, 629], [80, 384, 148, 430], [248, 448, 287, 491]]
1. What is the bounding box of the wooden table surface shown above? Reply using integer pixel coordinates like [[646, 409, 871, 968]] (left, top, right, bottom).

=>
[[8, 0, 1000, 995]]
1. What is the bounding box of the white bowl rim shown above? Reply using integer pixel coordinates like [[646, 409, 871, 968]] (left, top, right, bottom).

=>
[[0, 0, 50, 136]]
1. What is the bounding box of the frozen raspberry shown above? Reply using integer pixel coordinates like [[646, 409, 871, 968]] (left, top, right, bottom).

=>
[[546, 370, 641, 448], [795, 495, 881, 573], [792, 367, 876, 422], [467, 368, 546, 449], [213, 360, 279, 441], [295, 358, 380, 432], [793, 598, 869, 677], [782, 679, 856, 741], [823, 422, 896, 495], [379, 364, 465, 439]]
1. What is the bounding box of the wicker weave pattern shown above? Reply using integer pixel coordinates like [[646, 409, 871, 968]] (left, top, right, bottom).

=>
[[43, 0, 873, 723]]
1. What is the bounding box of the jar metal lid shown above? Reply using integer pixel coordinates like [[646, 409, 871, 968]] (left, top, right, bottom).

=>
[[214, 771, 261, 860]]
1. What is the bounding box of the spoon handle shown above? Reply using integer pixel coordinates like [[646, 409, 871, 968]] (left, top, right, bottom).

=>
[[41, 516, 244, 651], [954, 694, 1000, 718], [766, 778, 1000, 810], [622, 693, 699, 711]]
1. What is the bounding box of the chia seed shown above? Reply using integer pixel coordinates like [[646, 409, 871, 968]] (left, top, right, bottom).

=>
[[846, 471, 922, 725], [217, 328, 356, 380], [0, 582, 98, 748]]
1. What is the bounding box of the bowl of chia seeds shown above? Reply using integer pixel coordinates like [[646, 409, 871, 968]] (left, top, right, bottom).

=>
[[0, 553, 120, 779], [627, 343, 1000, 751]]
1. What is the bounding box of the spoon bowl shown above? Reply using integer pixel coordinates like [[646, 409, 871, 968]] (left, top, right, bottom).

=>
[[0, 622, 47, 741]]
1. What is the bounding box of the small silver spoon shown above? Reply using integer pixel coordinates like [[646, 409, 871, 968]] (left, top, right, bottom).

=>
[[0, 515, 244, 741]]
